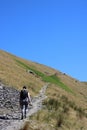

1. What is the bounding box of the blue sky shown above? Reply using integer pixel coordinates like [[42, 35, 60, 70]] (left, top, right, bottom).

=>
[[0, 0, 87, 81]]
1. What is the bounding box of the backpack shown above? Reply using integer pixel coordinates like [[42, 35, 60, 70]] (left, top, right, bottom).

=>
[[20, 89, 28, 100]]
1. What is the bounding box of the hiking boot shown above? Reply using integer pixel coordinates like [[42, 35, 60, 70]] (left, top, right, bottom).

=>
[[21, 115, 23, 120]]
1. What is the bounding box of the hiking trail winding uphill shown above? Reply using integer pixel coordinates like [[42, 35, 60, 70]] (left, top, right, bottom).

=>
[[0, 83, 49, 130]]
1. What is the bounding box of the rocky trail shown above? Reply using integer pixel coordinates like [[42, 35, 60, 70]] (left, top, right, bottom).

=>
[[0, 83, 48, 130]]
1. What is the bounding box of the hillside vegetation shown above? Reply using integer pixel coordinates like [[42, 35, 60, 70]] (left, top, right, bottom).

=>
[[0, 50, 87, 130]]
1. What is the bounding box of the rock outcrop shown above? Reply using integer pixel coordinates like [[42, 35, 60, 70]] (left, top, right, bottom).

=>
[[0, 82, 21, 129]]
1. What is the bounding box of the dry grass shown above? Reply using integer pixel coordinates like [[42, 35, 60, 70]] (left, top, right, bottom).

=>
[[20, 122, 33, 130], [0, 50, 46, 96], [1, 50, 87, 130], [29, 83, 87, 130]]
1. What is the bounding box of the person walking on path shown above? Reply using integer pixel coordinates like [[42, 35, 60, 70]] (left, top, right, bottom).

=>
[[20, 86, 32, 119]]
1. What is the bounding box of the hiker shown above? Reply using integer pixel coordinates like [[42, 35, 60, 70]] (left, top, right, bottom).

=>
[[20, 86, 32, 119]]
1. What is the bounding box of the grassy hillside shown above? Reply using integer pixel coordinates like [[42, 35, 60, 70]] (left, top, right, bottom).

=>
[[0, 50, 56, 96], [0, 50, 87, 130], [0, 50, 74, 95]]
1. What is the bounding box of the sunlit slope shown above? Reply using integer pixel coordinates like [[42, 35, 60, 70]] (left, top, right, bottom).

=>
[[0, 49, 87, 98], [0, 50, 58, 95], [1, 50, 87, 130]]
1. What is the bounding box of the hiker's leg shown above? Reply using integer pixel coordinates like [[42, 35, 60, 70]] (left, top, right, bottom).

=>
[[21, 111, 23, 119], [20, 102, 24, 119], [25, 102, 28, 118], [24, 105, 26, 118]]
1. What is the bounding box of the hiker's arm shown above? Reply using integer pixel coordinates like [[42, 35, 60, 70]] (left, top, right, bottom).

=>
[[28, 92, 32, 103]]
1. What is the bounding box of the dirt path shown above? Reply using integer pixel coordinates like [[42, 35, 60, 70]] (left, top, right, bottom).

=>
[[1, 84, 48, 130]]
